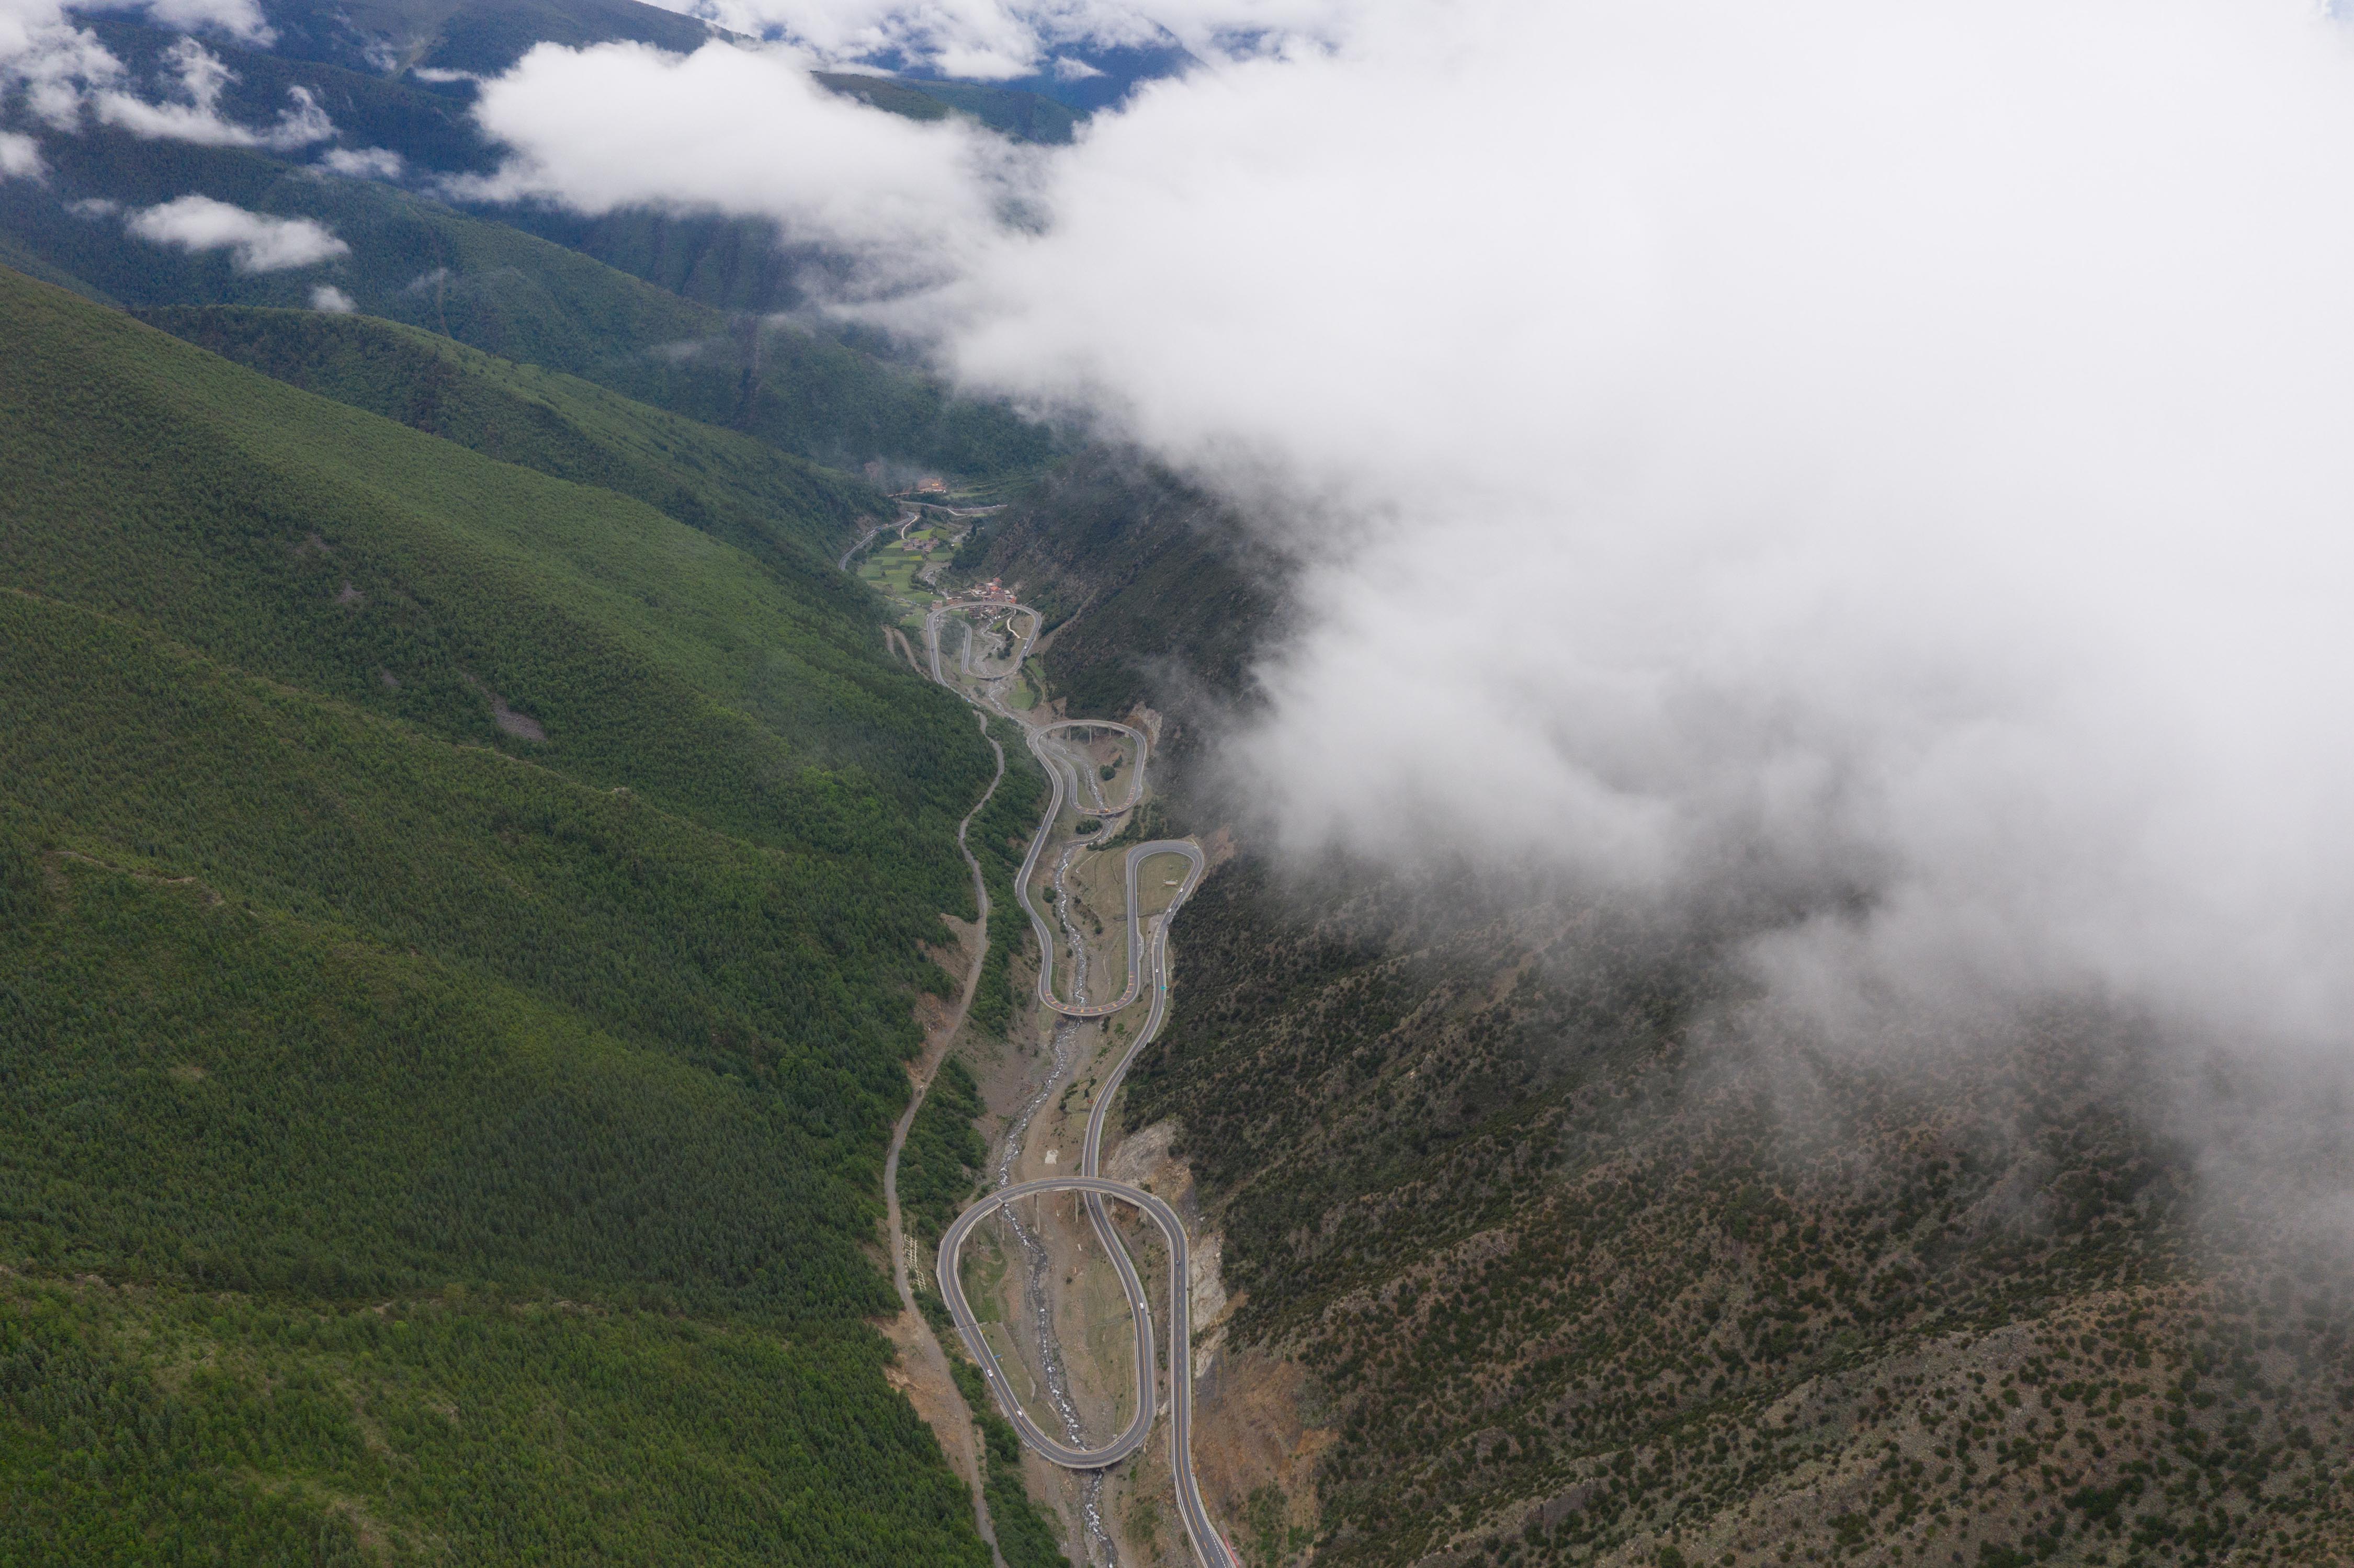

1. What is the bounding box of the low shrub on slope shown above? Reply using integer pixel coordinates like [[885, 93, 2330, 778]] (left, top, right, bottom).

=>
[[1130, 859, 2354, 1568]]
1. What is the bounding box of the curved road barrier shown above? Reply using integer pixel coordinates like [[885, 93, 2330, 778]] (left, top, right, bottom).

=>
[[1015, 722, 1158, 1016], [930, 603, 1161, 1017], [913, 596, 1232, 1568], [939, 1177, 1226, 1568], [1036, 719, 1147, 817]]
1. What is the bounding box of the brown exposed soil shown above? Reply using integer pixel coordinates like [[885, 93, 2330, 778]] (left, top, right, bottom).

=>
[[1197, 1347, 1333, 1559], [489, 698, 545, 742], [1094, 1117, 1319, 1567], [885, 624, 925, 674], [49, 849, 224, 906]]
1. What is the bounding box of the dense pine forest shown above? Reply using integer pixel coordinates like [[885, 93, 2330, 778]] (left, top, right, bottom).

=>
[[0, 265, 1009, 1563]]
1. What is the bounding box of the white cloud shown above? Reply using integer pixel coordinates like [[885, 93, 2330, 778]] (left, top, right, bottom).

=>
[[1, 0, 274, 133], [915, 0, 2354, 1064], [129, 0, 271, 42], [0, 129, 41, 178], [462, 0, 2354, 1072], [0, 0, 125, 129], [318, 145, 405, 179], [308, 282, 356, 311], [127, 195, 349, 270], [262, 85, 335, 148], [458, 40, 1012, 279], [94, 38, 337, 150]]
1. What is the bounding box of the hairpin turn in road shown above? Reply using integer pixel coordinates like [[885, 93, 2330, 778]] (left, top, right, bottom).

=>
[[913, 596, 1234, 1568]]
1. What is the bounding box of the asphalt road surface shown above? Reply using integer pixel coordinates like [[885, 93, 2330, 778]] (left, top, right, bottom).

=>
[[919, 597, 1233, 1568], [1017, 720, 1155, 1016], [1037, 718, 1147, 817]]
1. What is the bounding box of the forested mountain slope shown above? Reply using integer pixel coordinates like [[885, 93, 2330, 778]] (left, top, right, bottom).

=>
[[256, 0, 719, 79], [72, 11, 501, 174], [0, 121, 1052, 474], [0, 266, 999, 1564], [141, 303, 880, 592], [813, 71, 1081, 143], [957, 450, 1284, 735], [1126, 864, 2354, 1568]]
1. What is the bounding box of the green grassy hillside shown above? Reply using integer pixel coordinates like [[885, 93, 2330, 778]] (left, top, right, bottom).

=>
[[4, 272, 983, 849], [0, 124, 1054, 475], [497, 206, 827, 317], [139, 304, 881, 589], [0, 265, 998, 1563]]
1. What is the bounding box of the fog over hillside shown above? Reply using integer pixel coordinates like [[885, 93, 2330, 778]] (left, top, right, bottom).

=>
[[14, 3, 2354, 1558], [436, 0, 2354, 1093], [950, 0, 2354, 1074], [22, 0, 2351, 1087]]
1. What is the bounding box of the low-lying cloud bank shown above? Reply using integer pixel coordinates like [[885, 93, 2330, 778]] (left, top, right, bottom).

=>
[[471, 0, 2354, 1070], [954, 0, 2354, 1069], [126, 193, 346, 269], [454, 39, 1017, 281]]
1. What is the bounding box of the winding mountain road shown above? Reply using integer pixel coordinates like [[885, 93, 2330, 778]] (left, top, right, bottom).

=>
[[1037, 719, 1147, 817], [914, 596, 1233, 1568]]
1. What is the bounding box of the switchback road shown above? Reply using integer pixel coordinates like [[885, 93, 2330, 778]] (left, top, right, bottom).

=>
[[918, 596, 1233, 1568]]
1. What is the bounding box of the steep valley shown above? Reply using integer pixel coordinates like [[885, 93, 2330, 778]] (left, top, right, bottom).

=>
[[955, 455, 2354, 1568], [6, 6, 2354, 1559]]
